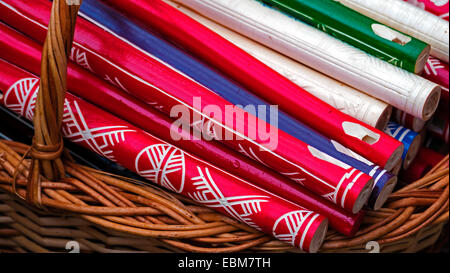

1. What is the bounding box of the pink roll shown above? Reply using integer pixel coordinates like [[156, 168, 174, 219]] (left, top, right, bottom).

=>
[[0, 59, 328, 253], [423, 57, 449, 103]]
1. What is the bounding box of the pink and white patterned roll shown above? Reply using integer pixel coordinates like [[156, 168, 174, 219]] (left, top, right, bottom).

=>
[[403, 0, 449, 21], [423, 57, 449, 103]]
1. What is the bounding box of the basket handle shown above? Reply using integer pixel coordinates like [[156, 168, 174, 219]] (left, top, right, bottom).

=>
[[26, 0, 82, 206]]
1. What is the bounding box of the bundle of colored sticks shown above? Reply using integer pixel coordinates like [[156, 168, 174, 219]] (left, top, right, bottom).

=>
[[0, 0, 448, 253]]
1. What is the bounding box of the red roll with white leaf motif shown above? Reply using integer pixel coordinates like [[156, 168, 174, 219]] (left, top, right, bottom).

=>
[[0, 59, 328, 253]]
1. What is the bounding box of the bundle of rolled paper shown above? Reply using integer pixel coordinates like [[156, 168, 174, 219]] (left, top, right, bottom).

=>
[[0, 0, 448, 252]]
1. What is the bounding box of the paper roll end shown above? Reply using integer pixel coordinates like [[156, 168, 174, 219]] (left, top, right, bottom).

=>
[[403, 133, 422, 170], [373, 176, 398, 211], [415, 44, 431, 74], [422, 84, 441, 121], [375, 105, 393, 130], [384, 143, 404, 172], [309, 218, 328, 253], [352, 178, 374, 214]]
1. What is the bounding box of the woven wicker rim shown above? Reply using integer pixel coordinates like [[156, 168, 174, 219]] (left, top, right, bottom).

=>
[[0, 0, 448, 253]]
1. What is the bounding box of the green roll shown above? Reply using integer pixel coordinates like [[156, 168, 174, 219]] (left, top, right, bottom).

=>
[[259, 0, 430, 74]]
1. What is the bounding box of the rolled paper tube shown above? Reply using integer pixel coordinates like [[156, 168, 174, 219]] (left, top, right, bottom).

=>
[[393, 108, 427, 132], [79, 0, 396, 210], [335, 0, 449, 63], [97, 0, 405, 171], [0, 26, 363, 236], [165, 0, 441, 123], [259, 0, 430, 73], [0, 1, 375, 213], [403, 0, 449, 21], [428, 101, 450, 144], [391, 160, 403, 176], [385, 122, 423, 169], [423, 57, 450, 103], [162, 0, 392, 130], [0, 60, 328, 252], [400, 147, 445, 183]]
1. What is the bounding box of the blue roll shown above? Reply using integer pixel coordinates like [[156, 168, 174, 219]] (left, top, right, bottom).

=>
[[79, 0, 396, 210], [385, 122, 422, 170]]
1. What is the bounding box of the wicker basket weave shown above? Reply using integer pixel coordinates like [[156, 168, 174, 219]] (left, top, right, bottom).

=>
[[0, 0, 448, 253]]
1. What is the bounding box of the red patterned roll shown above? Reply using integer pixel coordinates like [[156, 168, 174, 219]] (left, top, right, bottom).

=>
[[428, 101, 450, 144], [0, 22, 363, 236], [0, 0, 375, 213], [400, 147, 445, 183], [97, 0, 403, 171], [423, 57, 449, 103], [0, 59, 328, 252], [404, 0, 449, 21]]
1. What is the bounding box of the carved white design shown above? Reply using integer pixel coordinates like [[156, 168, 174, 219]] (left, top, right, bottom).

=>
[[272, 210, 317, 249], [3, 78, 39, 120], [189, 166, 269, 230], [135, 144, 186, 193], [104, 74, 129, 93], [62, 100, 135, 162], [321, 168, 361, 207], [278, 172, 305, 186], [237, 144, 269, 167], [70, 47, 94, 73]]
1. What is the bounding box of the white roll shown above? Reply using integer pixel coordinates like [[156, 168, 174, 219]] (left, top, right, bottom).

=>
[[335, 0, 449, 63], [165, 0, 392, 130], [174, 0, 441, 121]]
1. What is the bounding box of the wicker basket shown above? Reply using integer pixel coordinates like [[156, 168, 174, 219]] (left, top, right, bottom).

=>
[[0, 0, 448, 253]]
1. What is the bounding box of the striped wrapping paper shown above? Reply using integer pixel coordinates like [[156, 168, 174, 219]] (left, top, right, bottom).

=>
[[0, 0, 375, 213], [79, 0, 396, 210], [259, 0, 430, 73], [101, 0, 405, 171], [0, 22, 364, 236], [336, 0, 449, 62], [385, 122, 423, 169], [0, 58, 329, 253], [403, 0, 449, 21]]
